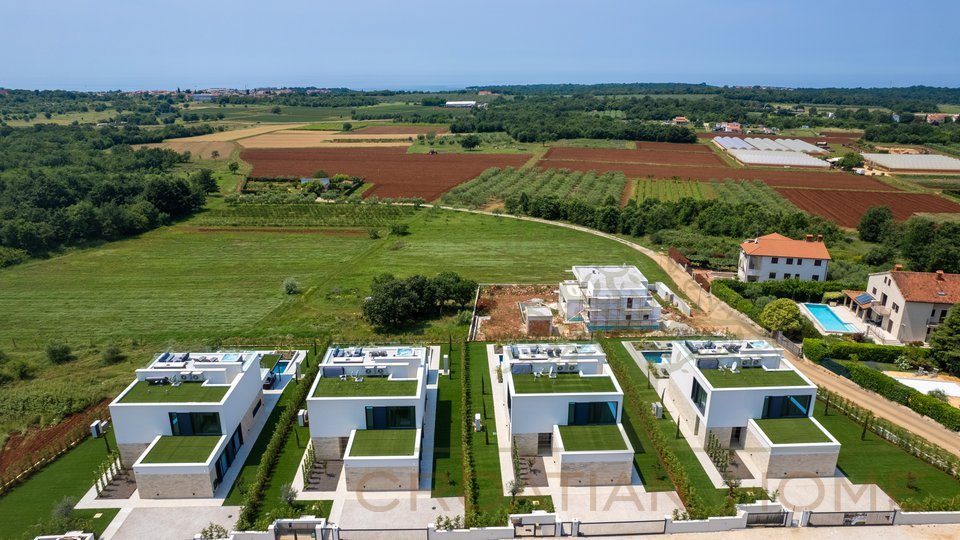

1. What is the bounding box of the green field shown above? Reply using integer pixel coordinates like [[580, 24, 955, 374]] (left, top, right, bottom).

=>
[[192, 204, 416, 228], [441, 167, 628, 208], [634, 179, 715, 202]]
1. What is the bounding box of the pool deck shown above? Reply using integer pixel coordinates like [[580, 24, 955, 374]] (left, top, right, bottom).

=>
[[799, 303, 860, 335]]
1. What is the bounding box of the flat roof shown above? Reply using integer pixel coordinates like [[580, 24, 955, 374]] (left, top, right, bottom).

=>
[[141, 435, 218, 464], [699, 367, 807, 388], [572, 265, 648, 292], [118, 381, 229, 403], [313, 376, 418, 398], [349, 429, 417, 456], [754, 418, 831, 444], [558, 424, 627, 452], [512, 373, 616, 394]]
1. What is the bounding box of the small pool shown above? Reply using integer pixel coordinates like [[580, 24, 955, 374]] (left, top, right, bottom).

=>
[[641, 351, 670, 364], [222, 353, 241, 362], [396, 347, 414, 357], [272, 361, 289, 374], [802, 303, 858, 333], [576, 344, 595, 354]]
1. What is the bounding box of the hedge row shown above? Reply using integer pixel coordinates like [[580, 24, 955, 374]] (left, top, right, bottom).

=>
[[803, 338, 929, 365], [235, 344, 327, 530], [711, 281, 760, 322], [819, 388, 960, 483], [837, 360, 960, 431], [722, 278, 848, 303], [598, 337, 710, 519]]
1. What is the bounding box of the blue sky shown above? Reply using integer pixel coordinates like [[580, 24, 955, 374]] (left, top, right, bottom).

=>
[[2, 0, 958, 90]]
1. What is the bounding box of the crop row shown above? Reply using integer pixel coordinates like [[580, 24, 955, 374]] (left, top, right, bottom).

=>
[[442, 167, 628, 208], [192, 204, 415, 228], [634, 179, 715, 202]]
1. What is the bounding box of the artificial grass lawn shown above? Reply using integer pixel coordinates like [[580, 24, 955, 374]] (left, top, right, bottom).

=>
[[431, 343, 464, 497], [699, 367, 807, 388], [141, 435, 219, 463], [558, 425, 627, 452], [511, 373, 616, 394], [312, 376, 418, 398], [118, 380, 229, 403], [754, 418, 831, 444], [467, 343, 507, 513], [350, 429, 417, 456], [813, 400, 960, 502], [0, 430, 118, 539]]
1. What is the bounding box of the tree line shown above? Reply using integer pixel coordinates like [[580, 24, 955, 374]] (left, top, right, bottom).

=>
[[858, 207, 960, 273], [362, 272, 478, 329], [0, 124, 212, 261]]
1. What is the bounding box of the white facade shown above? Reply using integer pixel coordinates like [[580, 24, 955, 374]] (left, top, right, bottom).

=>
[[738, 234, 830, 283], [559, 265, 661, 330], [863, 271, 956, 343]]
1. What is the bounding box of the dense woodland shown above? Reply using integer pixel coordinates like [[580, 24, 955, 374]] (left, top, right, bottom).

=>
[[0, 125, 210, 264]]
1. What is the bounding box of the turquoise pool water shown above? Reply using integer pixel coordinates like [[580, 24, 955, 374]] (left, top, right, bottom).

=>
[[576, 344, 595, 354], [803, 303, 858, 333], [272, 360, 289, 374], [641, 350, 670, 364], [222, 353, 241, 362]]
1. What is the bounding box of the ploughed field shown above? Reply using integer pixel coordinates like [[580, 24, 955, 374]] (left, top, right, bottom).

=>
[[776, 189, 960, 228], [241, 147, 530, 200]]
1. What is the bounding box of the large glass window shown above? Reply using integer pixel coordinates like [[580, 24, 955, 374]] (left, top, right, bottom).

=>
[[168, 412, 222, 436], [567, 401, 617, 425], [690, 379, 708, 413], [762, 395, 811, 419], [365, 406, 416, 429]]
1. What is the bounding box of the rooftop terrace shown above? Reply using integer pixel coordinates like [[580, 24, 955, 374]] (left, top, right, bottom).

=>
[[512, 373, 616, 394], [754, 418, 832, 444], [141, 435, 219, 464], [349, 429, 417, 457], [699, 367, 807, 388], [119, 381, 229, 403], [558, 424, 628, 452], [312, 376, 418, 398]]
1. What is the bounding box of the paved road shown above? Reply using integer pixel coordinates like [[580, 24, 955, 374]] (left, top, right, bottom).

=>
[[437, 205, 960, 458]]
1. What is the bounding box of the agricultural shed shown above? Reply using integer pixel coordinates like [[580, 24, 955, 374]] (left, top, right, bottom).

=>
[[861, 153, 960, 173], [775, 138, 828, 154], [729, 150, 831, 168]]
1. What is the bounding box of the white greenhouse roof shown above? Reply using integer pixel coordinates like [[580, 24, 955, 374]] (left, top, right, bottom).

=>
[[716, 137, 826, 154], [714, 136, 754, 150], [862, 153, 960, 172], [776, 138, 828, 154], [729, 150, 831, 168], [745, 137, 788, 151]]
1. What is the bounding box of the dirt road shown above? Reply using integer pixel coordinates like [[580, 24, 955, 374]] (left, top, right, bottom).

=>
[[438, 205, 960, 458]]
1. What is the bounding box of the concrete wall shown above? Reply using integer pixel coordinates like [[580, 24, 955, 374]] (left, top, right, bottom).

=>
[[344, 465, 418, 491], [135, 469, 215, 498], [706, 385, 817, 430], [428, 525, 514, 540], [665, 376, 705, 444], [663, 513, 747, 534], [513, 433, 539, 456], [558, 459, 633, 486], [311, 436, 346, 460], [118, 442, 150, 466], [509, 391, 622, 436], [744, 420, 839, 478], [895, 511, 960, 525]]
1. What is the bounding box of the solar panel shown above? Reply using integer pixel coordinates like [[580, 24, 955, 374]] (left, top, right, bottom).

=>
[[855, 293, 875, 304]]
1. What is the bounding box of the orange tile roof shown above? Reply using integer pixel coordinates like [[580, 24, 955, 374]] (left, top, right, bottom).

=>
[[890, 271, 960, 304], [740, 233, 831, 260]]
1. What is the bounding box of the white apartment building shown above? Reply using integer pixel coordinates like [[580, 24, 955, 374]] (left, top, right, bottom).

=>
[[853, 267, 960, 343], [306, 345, 429, 491], [559, 265, 661, 330], [738, 233, 830, 282], [502, 343, 633, 486], [647, 339, 839, 478], [109, 350, 301, 498]]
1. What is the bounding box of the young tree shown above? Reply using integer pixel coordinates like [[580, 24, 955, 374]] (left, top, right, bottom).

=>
[[837, 152, 865, 171], [759, 298, 803, 335], [342, 122, 353, 131], [228, 161, 240, 173], [210, 150, 220, 159], [858, 206, 894, 242], [929, 306, 960, 375], [283, 277, 301, 295]]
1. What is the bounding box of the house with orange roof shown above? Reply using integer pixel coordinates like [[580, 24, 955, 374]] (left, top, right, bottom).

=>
[[737, 233, 831, 283], [851, 266, 960, 343]]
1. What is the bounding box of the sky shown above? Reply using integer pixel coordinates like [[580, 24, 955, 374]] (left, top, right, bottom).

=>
[[2, 0, 959, 91]]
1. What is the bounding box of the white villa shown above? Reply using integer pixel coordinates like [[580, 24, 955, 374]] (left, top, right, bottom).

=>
[[559, 265, 661, 330], [738, 233, 830, 283], [644, 339, 839, 478], [109, 350, 304, 498], [305, 345, 429, 491], [502, 343, 633, 486]]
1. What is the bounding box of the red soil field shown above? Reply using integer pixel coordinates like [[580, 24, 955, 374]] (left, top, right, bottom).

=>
[[351, 125, 450, 135], [242, 147, 530, 200], [536, 159, 899, 190], [775, 189, 960, 228], [635, 141, 714, 152], [545, 146, 723, 166]]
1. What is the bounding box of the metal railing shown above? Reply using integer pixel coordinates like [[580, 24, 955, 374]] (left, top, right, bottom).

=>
[[807, 511, 897, 527]]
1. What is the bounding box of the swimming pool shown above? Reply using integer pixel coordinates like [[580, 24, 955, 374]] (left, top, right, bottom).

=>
[[641, 351, 670, 364], [272, 360, 289, 374], [802, 303, 858, 333], [576, 344, 595, 354], [396, 347, 414, 357], [222, 353, 241, 362]]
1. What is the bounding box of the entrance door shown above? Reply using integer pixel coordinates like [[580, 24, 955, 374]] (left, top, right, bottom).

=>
[[537, 433, 552, 455], [730, 426, 743, 448]]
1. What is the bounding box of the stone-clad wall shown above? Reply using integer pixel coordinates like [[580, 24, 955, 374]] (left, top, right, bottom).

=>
[[559, 460, 632, 486], [118, 443, 150, 466], [513, 433, 539, 456], [344, 466, 418, 491], [136, 471, 214, 498], [312, 437, 345, 460]]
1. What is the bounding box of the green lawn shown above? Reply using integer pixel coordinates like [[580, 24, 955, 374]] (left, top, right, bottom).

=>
[[312, 377, 418, 397], [699, 367, 808, 388], [0, 431, 118, 539], [754, 418, 831, 444], [431, 343, 464, 497], [813, 400, 960, 502], [558, 425, 627, 451], [350, 429, 417, 456], [141, 435, 219, 463], [118, 381, 229, 403], [511, 373, 616, 394], [467, 343, 506, 513]]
